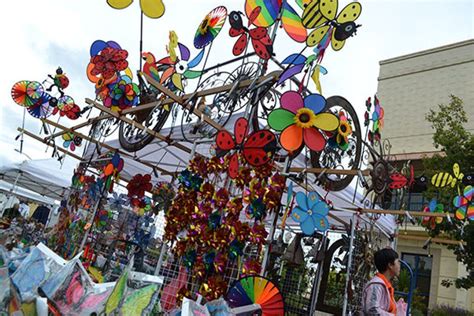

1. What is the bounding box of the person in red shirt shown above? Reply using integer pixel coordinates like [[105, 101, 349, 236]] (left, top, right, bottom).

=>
[[362, 248, 401, 315]]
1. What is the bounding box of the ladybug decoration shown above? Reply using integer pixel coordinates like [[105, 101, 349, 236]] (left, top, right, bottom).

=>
[[228, 9, 273, 60], [389, 164, 427, 192], [216, 117, 277, 178], [46, 67, 70, 97]]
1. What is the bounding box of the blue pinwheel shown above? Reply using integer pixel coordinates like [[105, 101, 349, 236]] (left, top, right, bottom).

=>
[[291, 191, 329, 235]]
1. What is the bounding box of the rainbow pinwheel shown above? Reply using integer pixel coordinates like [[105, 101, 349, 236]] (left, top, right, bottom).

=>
[[365, 95, 384, 145], [267, 91, 339, 152], [291, 191, 329, 235], [194, 6, 228, 49], [453, 185, 473, 221]]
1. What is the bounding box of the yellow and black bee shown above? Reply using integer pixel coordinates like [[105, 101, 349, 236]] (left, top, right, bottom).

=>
[[303, 0, 362, 51], [431, 163, 464, 188]]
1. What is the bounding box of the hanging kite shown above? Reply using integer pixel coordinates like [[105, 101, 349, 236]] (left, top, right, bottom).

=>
[[107, 0, 165, 19], [215, 117, 277, 179]]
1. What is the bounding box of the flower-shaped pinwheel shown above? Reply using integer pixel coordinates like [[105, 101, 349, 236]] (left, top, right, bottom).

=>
[[132, 196, 153, 216], [291, 191, 329, 235], [94, 209, 110, 228], [157, 33, 205, 92], [268, 91, 339, 152], [127, 174, 152, 199], [90, 46, 128, 80], [108, 192, 129, 212], [102, 152, 124, 192], [453, 185, 473, 221], [152, 182, 175, 214], [103, 74, 140, 110], [421, 199, 444, 229], [62, 132, 82, 152], [364, 95, 384, 145], [331, 110, 352, 150]]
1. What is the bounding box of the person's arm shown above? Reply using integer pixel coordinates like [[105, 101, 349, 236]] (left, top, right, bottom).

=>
[[363, 284, 394, 316]]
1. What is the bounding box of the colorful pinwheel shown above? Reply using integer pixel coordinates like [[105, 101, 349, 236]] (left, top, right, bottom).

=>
[[102, 152, 124, 192], [365, 95, 384, 145], [108, 192, 129, 212], [328, 110, 352, 150], [11, 81, 43, 108], [103, 74, 140, 110], [194, 6, 228, 49], [421, 199, 444, 229], [62, 132, 82, 152], [291, 191, 329, 235], [453, 185, 473, 221], [107, 0, 165, 19], [157, 36, 205, 92], [127, 174, 152, 199], [268, 91, 339, 152]]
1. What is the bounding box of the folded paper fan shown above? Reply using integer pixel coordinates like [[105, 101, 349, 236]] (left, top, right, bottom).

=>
[[226, 275, 285, 315]]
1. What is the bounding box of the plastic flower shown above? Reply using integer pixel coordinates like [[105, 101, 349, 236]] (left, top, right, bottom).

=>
[[421, 199, 444, 229], [291, 191, 329, 235], [453, 185, 473, 221], [104, 74, 140, 110], [102, 152, 124, 192], [268, 91, 339, 152]]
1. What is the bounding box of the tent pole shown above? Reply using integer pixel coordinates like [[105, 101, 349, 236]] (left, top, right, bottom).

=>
[[342, 214, 356, 315]]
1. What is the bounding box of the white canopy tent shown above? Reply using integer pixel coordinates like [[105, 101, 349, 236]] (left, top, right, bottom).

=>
[[0, 158, 73, 201], [83, 115, 396, 236]]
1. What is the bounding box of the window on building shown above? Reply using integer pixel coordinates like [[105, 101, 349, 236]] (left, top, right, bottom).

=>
[[400, 253, 433, 315]]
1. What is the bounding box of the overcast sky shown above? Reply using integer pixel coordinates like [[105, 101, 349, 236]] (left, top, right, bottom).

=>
[[0, 0, 472, 175]]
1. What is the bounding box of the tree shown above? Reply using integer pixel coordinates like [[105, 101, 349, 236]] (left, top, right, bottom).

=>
[[422, 95, 474, 290]]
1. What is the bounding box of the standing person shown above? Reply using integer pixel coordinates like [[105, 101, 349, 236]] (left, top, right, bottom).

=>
[[361, 248, 403, 315]]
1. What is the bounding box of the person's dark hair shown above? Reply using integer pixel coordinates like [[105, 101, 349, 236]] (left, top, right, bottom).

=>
[[374, 248, 399, 272]]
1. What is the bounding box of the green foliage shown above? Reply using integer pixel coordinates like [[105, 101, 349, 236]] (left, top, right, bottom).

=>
[[422, 95, 474, 290], [323, 268, 346, 307]]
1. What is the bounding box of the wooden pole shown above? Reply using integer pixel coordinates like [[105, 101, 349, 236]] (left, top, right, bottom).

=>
[[41, 118, 173, 176], [85, 98, 195, 155], [288, 167, 370, 176], [18, 128, 84, 161], [396, 234, 466, 246], [349, 207, 451, 218]]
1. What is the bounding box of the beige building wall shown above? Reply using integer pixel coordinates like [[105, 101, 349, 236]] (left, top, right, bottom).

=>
[[377, 39, 474, 156], [397, 238, 474, 311], [377, 40, 474, 312]]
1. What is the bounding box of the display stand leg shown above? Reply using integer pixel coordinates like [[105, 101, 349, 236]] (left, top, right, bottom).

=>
[[309, 232, 328, 315], [342, 214, 356, 315], [154, 242, 167, 276]]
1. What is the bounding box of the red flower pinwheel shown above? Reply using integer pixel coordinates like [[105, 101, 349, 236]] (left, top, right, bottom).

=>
[[90, 46, 129, 80], [268, 91, 339, 153], [127, 174, 152, 199]]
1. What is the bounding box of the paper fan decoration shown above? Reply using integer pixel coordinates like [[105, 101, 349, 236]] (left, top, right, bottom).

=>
[[27, 93, 54, 118], [194, 6, 228, 49], [11, 80, 44, 107], [226, 275, 284, 315]]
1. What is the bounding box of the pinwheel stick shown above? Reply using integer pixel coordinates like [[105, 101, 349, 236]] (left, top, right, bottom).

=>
[[288, 167, 371, 176], [347, 207, 450, 218]]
